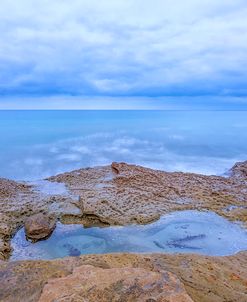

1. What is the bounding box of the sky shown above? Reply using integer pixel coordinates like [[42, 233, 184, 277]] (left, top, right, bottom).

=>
[[0, 0, 247, 108]]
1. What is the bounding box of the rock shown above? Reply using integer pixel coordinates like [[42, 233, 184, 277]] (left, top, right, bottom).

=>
[[1, 161, 247, 259], [0, 178, 29, 198], [0, 239, 11, 260], [111, 161, 121, 174], [230, 161, 247, 181], [38, 265, 194, 302], [51, 161, 247, 227], [133, 213, 161, 224], [1, 252, 247, 302], [24, 213, 56, 241]]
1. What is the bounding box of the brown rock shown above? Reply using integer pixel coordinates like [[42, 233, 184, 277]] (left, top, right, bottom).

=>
[[38, 265, 194, 302], [1, 252, 247, 302], [50, 161, 247, 227], [230, 160, 247, 181], [24, 213, 56, 241], [0, 239, 11, 260], [111, 161, 121, 174], [0, 178, 29, 198]]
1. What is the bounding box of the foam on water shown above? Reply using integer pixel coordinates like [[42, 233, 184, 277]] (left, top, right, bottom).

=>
[[10, 210, 247, 261], [0, 110, 247, 180], [28, 180, 69, 195]]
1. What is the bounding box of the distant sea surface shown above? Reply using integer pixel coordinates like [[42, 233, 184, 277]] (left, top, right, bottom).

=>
[[1, 110, 247, 181]]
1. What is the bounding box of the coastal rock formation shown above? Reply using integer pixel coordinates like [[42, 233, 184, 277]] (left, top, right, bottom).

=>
[[230, 160, 247, 182], [0, 239, 11, 260], [49, 161, 247, 227], [0, 252, 247, 302], [24, 213, 56, 241], [0, 178, 29, 198], [38, 265, 194, 302], [0, 178, 80, 259], [1, 161, 247, 259], [0, 161, 247, 301]]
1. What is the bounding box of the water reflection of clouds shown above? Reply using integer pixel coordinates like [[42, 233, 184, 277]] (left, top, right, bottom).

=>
[[6, 131, 245, 180], [11, 211, 247, 261]]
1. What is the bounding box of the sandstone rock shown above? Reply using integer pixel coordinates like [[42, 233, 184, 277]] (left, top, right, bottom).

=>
[[0, 178, 29, 198], [1, 252, 247, 302], [50, 161, 247, 227], [38, 265, 194, 302], [0, 239, 11, 260], [230, 161, 247, 181], [24, 213, 56, 241], [111, 161, 121, 174]]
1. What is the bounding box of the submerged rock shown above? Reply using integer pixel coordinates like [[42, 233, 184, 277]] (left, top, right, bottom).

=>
[[24, 213, 56, 241], [62, 243, 81, 257]]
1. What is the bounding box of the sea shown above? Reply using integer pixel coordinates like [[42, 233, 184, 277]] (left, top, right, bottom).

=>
[[0, 110, 247, 181]]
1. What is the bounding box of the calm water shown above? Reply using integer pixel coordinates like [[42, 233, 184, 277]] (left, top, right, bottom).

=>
[[11, 211, 247, 260], [0, 110, 247, 180]]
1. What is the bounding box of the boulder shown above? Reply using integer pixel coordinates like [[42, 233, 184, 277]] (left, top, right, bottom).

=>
[[24, 213, 56, 241], [230, 161, 247, 181], [38, 265, 194, 302]]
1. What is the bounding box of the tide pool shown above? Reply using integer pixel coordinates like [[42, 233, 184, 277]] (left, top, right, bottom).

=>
[[10, 210, 247, 260]]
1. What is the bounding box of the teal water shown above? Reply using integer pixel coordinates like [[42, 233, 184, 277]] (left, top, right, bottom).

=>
[[10, 211, 247, 260], [0, 110, 247, 180]]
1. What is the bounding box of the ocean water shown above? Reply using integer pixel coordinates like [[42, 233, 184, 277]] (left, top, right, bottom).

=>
[[0, 110, 247, 180], [11, 210, 247, 260]]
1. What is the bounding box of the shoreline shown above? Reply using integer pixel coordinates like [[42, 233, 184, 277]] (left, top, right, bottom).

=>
[[1, 160, 247, 260], [0, 160, 247, 301]]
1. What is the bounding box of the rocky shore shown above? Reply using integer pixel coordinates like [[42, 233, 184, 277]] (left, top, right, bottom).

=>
[[0, 161, 247, 301], [1, 252, 247, 302]]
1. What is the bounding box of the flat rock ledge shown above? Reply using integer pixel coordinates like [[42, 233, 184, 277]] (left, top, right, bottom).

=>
[[0, 252, 247, 302], [38, 265, 193, 302]]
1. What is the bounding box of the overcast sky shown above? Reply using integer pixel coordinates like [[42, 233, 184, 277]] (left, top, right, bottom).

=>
[[0, 0, 247, 107]]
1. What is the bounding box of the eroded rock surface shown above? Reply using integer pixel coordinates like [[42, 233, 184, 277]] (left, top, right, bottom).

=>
[[0, 252, 247, 302], [0, 178, 80, 259], [50, 161, 247, 227], [1, 161, 247, 259], [230, 160, 247, 182], [39, 265, 193, 302]]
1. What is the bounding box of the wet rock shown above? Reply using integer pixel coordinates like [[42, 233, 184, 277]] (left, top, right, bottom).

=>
[[24, 213, 56, 241], [166, 234, 206, 250], [63, 243, 81, 257], [38, 265, 194, 302], [133, 213, 161, 224]]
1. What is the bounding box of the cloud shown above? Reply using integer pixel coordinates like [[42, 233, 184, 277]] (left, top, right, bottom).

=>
[[0, 0, 247, 97]]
